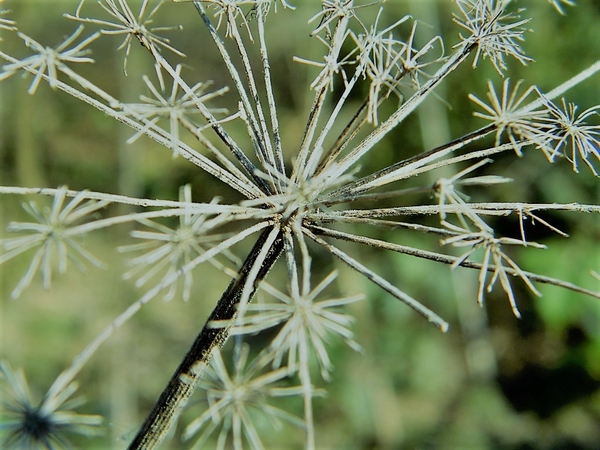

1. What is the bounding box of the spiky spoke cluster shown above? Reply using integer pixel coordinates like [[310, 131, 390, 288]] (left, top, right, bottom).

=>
[[67, 0, 184, 74], [454, 0, 532, 74], [182, 346, 304, 450], [470, 79, 600, 174], [469, 79, 549, 155], [0, 362, 102, 449], [0, 25, 99, 93], [225, 270, 363, 380], [309, 0, 357, 37], [433, 159, 512, 228], [118, 185, 240, 302], [1, 1, 599, 449], [442, 222, 545, 318], [349, 11, 446, 124], [122, 64, 230, 156], [538, 96, 600, 175], [0, 187, 108, 299]]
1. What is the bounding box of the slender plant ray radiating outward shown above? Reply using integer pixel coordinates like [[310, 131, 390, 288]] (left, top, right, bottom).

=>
[[0, 0, 599, 448]]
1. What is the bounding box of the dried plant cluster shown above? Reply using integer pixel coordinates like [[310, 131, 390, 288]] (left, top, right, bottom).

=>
[[0, 0, 599, 449]]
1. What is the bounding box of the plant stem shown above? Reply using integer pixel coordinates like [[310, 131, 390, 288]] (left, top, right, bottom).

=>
[[127, 226, 284, 450]]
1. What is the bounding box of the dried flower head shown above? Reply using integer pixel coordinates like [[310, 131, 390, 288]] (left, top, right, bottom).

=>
[[182, 345, 304, 450], [0, 25, 99, 93], [454, 0, 532, 74], [66, 0, 184, 74], [0, 187, 108, 298], [0, 1, 599, 449], [0, 362, 102, 449], [536, 95, 600, 175]]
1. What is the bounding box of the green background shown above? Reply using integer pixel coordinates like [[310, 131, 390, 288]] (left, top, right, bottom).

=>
[[1, 1, 599, 448]]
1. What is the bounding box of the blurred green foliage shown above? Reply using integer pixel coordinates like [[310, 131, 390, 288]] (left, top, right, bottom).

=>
[[1, 1, 599, 449]]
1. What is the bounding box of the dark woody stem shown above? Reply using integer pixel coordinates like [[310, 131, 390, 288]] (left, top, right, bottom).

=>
[[128, 226, 284, 450]]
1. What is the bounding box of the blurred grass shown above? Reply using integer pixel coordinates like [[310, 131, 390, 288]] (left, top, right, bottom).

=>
[[1, 1, 600, 449]]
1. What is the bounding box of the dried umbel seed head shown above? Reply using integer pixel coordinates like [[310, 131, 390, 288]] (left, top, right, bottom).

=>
[[0, 1, 598, 449]]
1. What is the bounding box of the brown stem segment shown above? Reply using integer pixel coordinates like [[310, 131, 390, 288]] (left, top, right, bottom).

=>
[[128, 226, 284, 450]]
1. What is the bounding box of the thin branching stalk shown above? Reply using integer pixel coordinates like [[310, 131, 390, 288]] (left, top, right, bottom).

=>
[[128, 226, 284, 449], [1, 1, 599, 448]]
